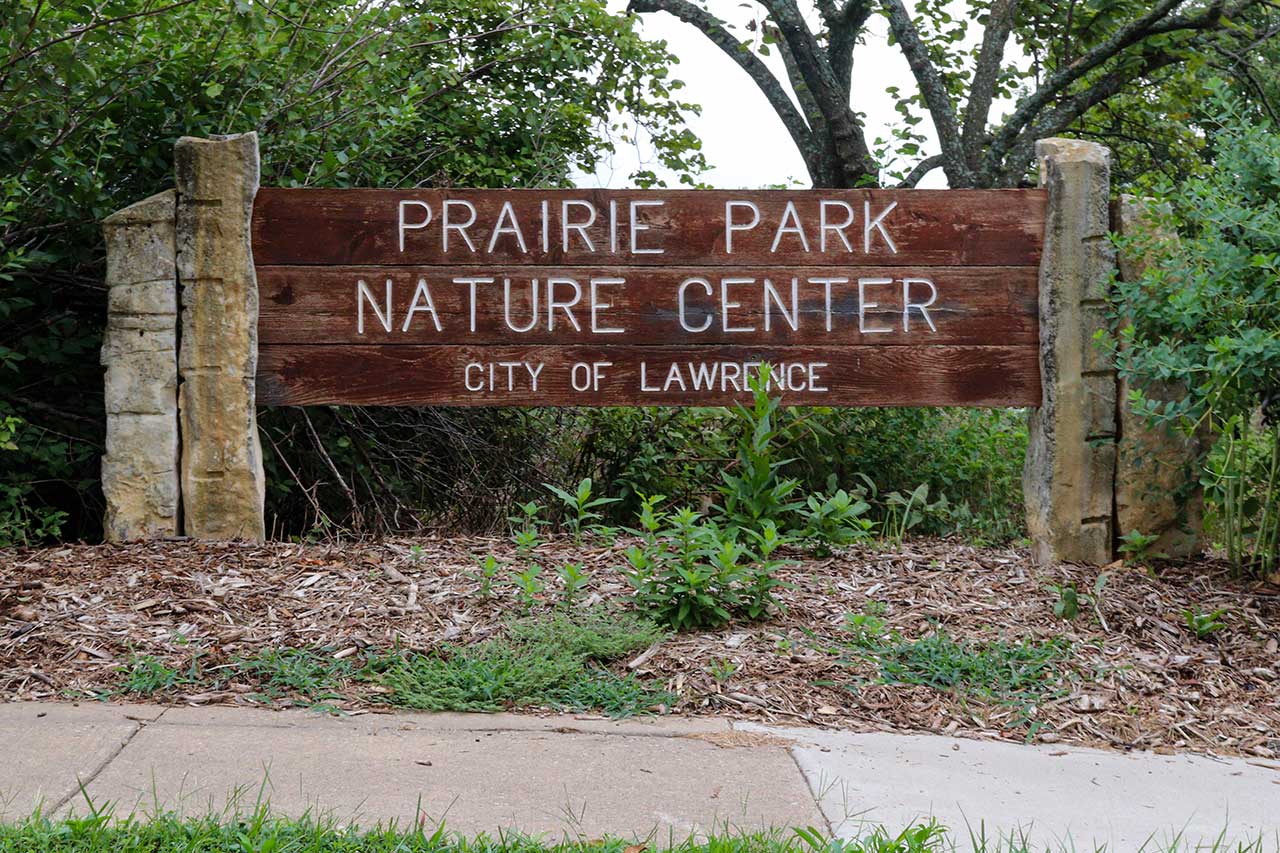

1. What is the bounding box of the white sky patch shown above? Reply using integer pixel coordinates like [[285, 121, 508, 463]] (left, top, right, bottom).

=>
[[575, 1, 1006, 191]]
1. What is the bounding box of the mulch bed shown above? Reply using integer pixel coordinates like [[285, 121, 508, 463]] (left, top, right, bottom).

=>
[[2, 537, 1278, 761]]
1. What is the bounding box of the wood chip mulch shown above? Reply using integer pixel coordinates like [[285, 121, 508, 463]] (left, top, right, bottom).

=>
[[1, 537, 1277, 762]]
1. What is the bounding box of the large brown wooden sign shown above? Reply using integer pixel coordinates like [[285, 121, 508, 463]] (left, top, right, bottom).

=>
[[252, 189, 1046, 407]]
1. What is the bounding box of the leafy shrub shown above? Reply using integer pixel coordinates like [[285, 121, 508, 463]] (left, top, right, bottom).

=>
[[798, 488, 875, 556], [544, 478, 618, 544], [555, 563, 590, 606], [1183, 607, 1228, 640], [1117, 530, 1165, 564], [0, 415, 68, 546], [816, 409, 1027, 544], [621, 505, 790, 632], [716, 366, 805, 534], [844, 602, 888, 647], [1111, 89, 1280, 577]]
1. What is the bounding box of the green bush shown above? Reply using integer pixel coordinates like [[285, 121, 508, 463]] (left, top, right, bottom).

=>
[[715, 366, 805, 534], [0, 414, 69, 546], [0, 0, 703, 542], [1110, 87, 1280, 576]]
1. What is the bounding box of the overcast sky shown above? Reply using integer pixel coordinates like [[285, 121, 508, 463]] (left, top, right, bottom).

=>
[[578, 1, 946, 190]]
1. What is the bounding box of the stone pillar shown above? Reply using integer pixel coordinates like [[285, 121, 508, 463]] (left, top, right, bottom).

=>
[[1024, 139, 1116, 565], [175, 133, 266, 540], [101, 191, 180, 541], [1111, 195, 1206, 557]]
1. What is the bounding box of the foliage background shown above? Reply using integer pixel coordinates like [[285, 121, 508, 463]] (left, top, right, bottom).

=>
[[0, 0, 705, 543], [1110, 91, 1280, 575], [5, 2, 1276, 550]]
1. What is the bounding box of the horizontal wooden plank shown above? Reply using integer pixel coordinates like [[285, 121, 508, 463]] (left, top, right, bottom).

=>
[[257, 265, 1039, 347], [256, 344, 1041, 408], [252, 188, 1046, 268]]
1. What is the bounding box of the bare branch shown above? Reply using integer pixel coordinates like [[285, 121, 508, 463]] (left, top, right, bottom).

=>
[[961, 0, 1018, 167], [897, 154, 945, 188], [998, 49, 1183, 186], [628, 0, 822, 178], [758, 0, 877, 184], [821, 0, 873, 93], [980, 0, 1250, 177], [766, 23, 829, 145], [879, 0, 973, 185]]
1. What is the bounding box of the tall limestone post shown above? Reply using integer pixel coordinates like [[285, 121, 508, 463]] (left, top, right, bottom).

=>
[[101, 191, 180, 540], [1024, 139, 1117, 565], [175, 133, 266, 540]]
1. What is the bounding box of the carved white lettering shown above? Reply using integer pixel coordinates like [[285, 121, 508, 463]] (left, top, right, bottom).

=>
[[561, 200, 596, 252], [402, 278, 442, 332], [902, 277, 938, 332], [858, 277, 893, 334], [487, 201, 528, 253], [503, 278, 539, 333], [590, 278, 626, 334], [770, 201, 809, 253], [720, 278, 755, 333], [863, 200, 898, 253], [762, 277, 799, 332], [819, 200, 855, 252], [356, 278, 392, 334], [630, 200, 664, 254], [678, 277, 714, 333], [724, 200, 761, 254], [398, 201, 432, 252], [547, 277, 583, 331], [443, 200, 478, 252]]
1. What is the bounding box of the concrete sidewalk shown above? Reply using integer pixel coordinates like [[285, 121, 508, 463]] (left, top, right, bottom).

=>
[[1, 702, 1277, 849]]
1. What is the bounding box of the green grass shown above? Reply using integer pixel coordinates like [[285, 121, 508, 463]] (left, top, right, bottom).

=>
[[111, 608, 670, 718], [370, 609, 671, 716], [116, 654, 191, 695], [236, 648, 361, 704], [1, 806, 1275, 853], [829, 616, 1072, 727]]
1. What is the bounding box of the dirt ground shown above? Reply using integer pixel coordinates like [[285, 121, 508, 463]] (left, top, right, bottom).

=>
[[2, 536, 1277, 761]]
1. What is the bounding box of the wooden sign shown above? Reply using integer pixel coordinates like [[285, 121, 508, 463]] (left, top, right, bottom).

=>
[[253, 189, 1046, 407]]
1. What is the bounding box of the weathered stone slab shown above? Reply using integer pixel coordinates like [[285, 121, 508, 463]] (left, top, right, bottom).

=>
[[176, 133, 265, 541], [751, 724, 1280, 850], [77, 708, 822, 836], [101, 190, 179, 541], [1024, 139, 1116, 565], [1111, 195, 1205, 557], [0, 702, 164, 819]]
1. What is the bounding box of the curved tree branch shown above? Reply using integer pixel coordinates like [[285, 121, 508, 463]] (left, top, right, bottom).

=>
[[628, 0, 822, 180], [821, 0, 873, 94], [979, 0, 1250, 178], [997, 48, 1184, 186], [879, 0, 973, 186], [961, 0, 1018, 170], [766, 22, 831, 161], [897, 153, 944, 188], [757, 0, 876, 185]]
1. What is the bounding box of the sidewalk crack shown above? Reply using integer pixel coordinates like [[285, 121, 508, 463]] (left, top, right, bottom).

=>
[[786, 743, 836, 837], [49, 707, 170, 815]]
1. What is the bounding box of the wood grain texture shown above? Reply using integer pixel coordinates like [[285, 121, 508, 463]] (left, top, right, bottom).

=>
[[256, 344, 1041, 408], [252, 188, 1047, 268], [257, 265, 1038, 347]]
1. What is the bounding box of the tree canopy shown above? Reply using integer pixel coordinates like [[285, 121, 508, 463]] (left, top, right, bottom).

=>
[[628, 0, 1280, 188], [0, 0, 704, 541]]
